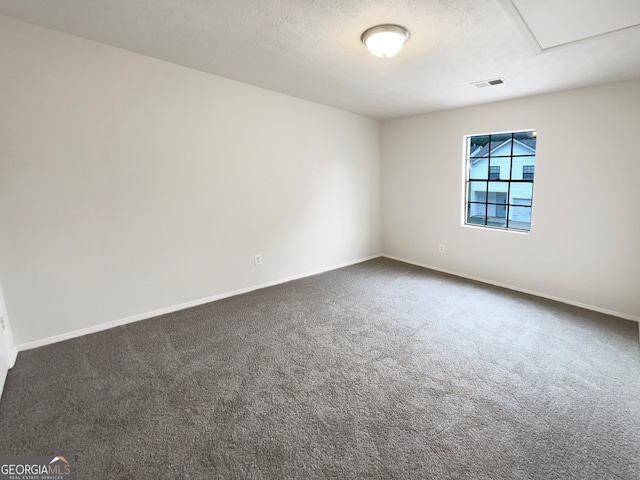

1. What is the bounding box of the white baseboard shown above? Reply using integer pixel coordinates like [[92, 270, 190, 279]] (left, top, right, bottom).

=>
[[0, 368, 6, 403], [2, 318, 17, 368], [7, 339, 17, 368], [15, 252, 638, 353], [16, 254, 383, 352], [383, 254, 640, 324], [0, 317, 16, 402]]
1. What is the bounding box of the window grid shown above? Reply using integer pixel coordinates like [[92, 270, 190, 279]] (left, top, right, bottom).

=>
[[465, 131, 536, 231]]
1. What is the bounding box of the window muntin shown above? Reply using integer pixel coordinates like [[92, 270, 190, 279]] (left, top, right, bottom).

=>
[[465, 130, 537, 231]]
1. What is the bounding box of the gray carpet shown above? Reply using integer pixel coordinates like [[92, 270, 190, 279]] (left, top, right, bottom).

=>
[[1, 258, 639, 479]]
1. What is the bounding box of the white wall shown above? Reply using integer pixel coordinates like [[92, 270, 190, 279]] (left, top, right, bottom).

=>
[[382, 80, 640, 320], [0, 16, 381, 346], [1, 15, 637, 351]]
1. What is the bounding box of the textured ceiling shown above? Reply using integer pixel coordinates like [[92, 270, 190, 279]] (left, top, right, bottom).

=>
[[0, 0, 639, 119]]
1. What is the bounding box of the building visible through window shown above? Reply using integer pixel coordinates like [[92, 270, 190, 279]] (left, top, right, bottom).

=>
[[465, 130, 537, 231], [523, 165, 534, 180]]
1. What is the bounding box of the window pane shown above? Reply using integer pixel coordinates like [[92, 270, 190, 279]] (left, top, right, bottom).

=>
[[489, 215, 507, 228], [488, 182, 507, 199], [514, 130, 536, 152], [511, 184, 533, 205], [468, 181, 487, 202], [467, 203, 487, 225], [470, 135, 490, 158], [469, 160, 488, 180], [489, 159, 509, 180], [510, 205, 532, 230], [512, 156, 535, 179], [489, 133, 512, 156]]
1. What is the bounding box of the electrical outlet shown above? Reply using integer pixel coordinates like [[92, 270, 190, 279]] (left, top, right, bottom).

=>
[[439, 244, 445, 253], [254, 254, 262, 266]]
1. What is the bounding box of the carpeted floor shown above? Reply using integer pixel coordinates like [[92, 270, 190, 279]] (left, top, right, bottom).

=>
[[1, 258, 639, 479]]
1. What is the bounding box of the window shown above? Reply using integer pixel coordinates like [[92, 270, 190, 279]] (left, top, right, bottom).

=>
[[523, 165, 534, 180], [465, 130, 537, 231]]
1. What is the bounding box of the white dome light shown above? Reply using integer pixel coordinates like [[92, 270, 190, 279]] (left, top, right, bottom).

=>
[[361, 24, 410, 58]]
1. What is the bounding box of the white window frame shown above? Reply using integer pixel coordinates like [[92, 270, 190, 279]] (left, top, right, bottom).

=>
[[462, 129, 537, 232]]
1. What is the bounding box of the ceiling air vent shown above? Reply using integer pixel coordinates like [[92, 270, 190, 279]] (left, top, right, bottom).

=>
[[472, 78, 506, 88]]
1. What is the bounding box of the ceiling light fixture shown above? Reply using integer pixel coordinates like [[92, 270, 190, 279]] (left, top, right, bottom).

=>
[[361, 24, 410, 58]]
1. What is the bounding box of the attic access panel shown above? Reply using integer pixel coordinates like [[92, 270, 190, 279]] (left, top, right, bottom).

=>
[[512, 0, 640, 49]]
